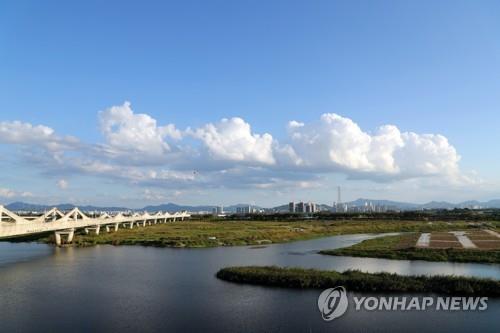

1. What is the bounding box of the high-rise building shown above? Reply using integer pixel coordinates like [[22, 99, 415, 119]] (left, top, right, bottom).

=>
[[290, 201, 318, 214], [334, 186, 345, 213], [212, 206, 224, 215], [236, 206, 254, 214]]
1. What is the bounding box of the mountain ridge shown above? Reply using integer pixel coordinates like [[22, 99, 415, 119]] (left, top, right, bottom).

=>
[[4, 198, 500, 213]]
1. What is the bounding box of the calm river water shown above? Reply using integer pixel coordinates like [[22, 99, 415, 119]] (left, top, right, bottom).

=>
[[0, 233, 498, 332]]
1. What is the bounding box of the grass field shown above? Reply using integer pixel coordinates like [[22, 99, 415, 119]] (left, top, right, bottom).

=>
[[216, 266, 500, 296], [320, 233, 500, 264], [30, 219, 497, 248]]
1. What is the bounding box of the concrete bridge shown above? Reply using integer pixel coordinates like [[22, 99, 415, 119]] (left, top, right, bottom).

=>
[[0, 205, 190, 246]]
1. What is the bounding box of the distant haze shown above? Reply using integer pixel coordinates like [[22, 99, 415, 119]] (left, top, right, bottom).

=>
[[6, 198, 500, 213]]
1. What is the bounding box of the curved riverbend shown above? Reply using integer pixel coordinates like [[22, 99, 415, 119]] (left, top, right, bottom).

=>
[[0, 233, 499, 332]]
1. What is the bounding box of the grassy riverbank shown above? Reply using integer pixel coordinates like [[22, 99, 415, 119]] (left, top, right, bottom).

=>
[[216, 266, 500, 296], [28, 219, 494, 248], [320, 233, 500, 264]]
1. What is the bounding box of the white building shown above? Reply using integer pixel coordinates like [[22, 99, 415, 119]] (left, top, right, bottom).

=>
[[236, 206, 255, 214], [212, 206, 224, 216]]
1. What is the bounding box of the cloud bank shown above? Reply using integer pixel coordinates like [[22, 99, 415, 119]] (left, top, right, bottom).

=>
[[0, 102, 476, 193]]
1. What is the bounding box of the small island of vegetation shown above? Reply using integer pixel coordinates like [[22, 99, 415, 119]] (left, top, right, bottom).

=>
[[216, 266, 500, 296]]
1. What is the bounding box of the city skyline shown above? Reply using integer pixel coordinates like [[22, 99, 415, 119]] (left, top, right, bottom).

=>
[[1, 1, 500, 207]]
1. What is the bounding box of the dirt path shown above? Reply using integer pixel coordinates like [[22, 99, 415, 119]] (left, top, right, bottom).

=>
[[450, 231, 477, 249], [416, 233, 430, 247]]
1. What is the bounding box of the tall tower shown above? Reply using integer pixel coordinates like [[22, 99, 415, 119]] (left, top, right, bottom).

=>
[[337, 186, 341, 204]]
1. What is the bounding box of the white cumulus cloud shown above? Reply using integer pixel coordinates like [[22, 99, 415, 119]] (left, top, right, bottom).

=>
[[0, 120, 79, 152], [189, 117, 275, 165], [284, 113, 468, 182], [98, 101, 181, 157]]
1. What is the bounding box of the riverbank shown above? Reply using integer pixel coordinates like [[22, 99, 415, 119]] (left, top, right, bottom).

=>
[[28, 219, 494, 248], [320, 233, 500, 264], [216, 266, 500, 296]]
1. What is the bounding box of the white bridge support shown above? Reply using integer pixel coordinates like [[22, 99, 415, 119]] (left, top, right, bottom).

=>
[[123, 222, 135, 229], [105, 223, 119, 232], [0, 205, 190, 247], [84, 225, 101, 235], [54, 228, 75, 246]]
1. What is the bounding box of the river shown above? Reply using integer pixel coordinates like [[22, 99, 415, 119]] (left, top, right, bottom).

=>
[[0, 233, 498, 332]]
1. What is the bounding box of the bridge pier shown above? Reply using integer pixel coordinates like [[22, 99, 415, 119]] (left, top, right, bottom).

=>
[[106, 223, 119, 232], [54, 228, 75, 246], [84, 225, 101, 235]]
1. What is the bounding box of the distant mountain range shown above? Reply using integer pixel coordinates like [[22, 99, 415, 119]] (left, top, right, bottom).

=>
[[3, 201, 264, 213], [338, 198, 500, 210], [3, 199, 500, 213], [353, 199, 500, 210], [4, 202, 131, 212]]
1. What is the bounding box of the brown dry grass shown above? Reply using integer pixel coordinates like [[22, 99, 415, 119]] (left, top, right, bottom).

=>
[[430, 232, 458, 241], [394, 233, 420, 249], [473, 240, 500, 250], [428, 241, 463, 249]]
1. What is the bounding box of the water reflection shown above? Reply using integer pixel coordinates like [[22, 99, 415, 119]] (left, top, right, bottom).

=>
[[0, 242, 53, 268], [0, 234, 498, 332]]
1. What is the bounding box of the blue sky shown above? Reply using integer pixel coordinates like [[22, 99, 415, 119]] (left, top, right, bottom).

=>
[[1, 0, 499, 207]]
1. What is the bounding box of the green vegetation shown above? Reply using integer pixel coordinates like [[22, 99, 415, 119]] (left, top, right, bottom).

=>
[[28, 219, 494, 248], [320, 234, 500, 264], [216, 266, 500, 296], [9, 218, 494, 248]]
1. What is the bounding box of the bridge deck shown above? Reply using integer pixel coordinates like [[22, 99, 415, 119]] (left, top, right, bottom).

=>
[[0, 205, 190, 239]]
